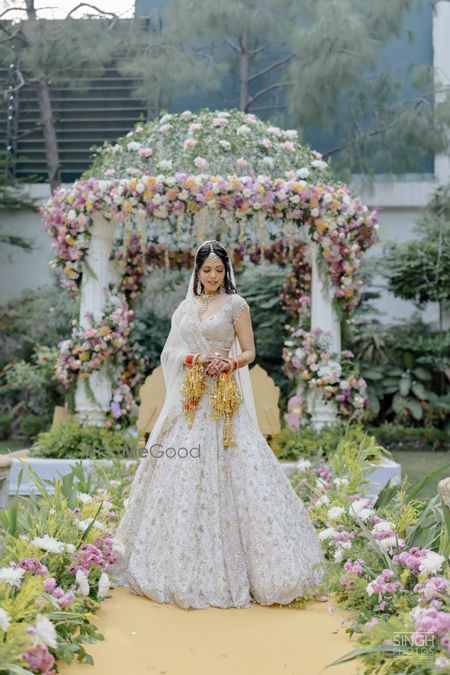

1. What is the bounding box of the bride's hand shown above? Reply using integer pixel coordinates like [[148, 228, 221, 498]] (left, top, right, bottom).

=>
[[205, 357, 231, 377], [196, 353, 214, 366]]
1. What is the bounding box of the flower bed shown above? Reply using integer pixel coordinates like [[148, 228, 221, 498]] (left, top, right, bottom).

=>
[[1, 429, 448, 673]]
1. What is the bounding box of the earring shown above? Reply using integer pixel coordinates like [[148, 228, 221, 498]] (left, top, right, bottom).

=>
[[196, 278, 202, 294]]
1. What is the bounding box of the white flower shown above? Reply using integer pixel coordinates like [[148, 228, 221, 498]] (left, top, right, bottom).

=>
[[418, 551, 445, 575], [0, 608, 11, 631], [378, 536, 399, 552], [372, 521, 394, 533], [327, 506, 345, 521], [98, 572, 110, 598], [315, 494, 330, 506], [297, 168, 310, 178], [75, 518, 105, 531], [333, 477, 350, 488], [127, 141, 141, 151], [159, 124, 172, 133], [158, 159, 172, 171], [333, 549, 344, 563], [366, 581, 376, 597], [340, 541, 352, 550], [237, 124, 251, 135], [0, 566, 25, 588], [261, 157, 274, 168], [34, 614, 57, 649], [135, 182, 145, 194], [435, 656, 450, 670], [76, 569, 90, 596], [409, 605, 427, 621], [311, 159, 327, 170], [31, 535, 65, 554], [219, 140, 231, 150], [318, 527, 337, 541], [295, 458, 312, 471], [77, 492, 93, 504], [160, 113, 173, 124], [267, 125, 281, 136], [348, 498, 374, 522]]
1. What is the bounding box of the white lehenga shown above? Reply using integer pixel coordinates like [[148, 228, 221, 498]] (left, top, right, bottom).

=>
[[109, 290, 326, 609]]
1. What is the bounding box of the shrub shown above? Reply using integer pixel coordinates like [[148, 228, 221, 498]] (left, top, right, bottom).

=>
[[19, 414, 49, 441], [268, 422, 389, 463], [30, 419, 138, 459], [0, 413, 13, 440]]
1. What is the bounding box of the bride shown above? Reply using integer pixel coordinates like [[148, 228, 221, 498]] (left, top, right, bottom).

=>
[[110, 239, 327, 609]]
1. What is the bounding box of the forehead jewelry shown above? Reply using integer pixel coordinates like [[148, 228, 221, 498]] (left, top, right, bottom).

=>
[[207, 243, 218, 262]]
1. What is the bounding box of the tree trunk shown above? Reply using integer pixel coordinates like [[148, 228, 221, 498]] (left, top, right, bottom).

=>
[[36, 74, 61, 192], [240, 29, 249, 112], [26, 0, 61, 192]]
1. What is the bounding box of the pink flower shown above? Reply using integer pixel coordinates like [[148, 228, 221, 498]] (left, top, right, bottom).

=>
[[194, 156, 208, 169], [44, 578, 57, 593], [212, 117, 228, 126], [22, 643, 56, 674], [281, 141, 295, 153], [183, 138, 197, 150], [138, 147, 153, 157]]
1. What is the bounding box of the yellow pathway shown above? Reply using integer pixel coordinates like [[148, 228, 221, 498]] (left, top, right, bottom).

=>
[[59, 588, 363, 675]]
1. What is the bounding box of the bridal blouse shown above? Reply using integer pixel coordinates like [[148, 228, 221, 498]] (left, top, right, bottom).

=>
[[109, 292, 326, 609]]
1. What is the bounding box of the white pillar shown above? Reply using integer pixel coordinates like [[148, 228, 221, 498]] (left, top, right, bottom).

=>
[[75, 212, 121, 425], [433, 2, 450, 185], [301, 241, 341, 429]]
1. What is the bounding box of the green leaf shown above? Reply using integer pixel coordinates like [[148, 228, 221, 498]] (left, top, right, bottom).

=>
[[362, 369, 383, 380], [411, 382, 428, 400], [392, 393, 407, 413], [399, 375, 411, 397], [412, 366, 431, 381], [402, 351, 415, 369], [407, 398, 423, 420]]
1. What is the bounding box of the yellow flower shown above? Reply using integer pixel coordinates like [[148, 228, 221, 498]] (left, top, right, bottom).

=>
[[100, 326, 110, 336], [123, 201, 133, 213], [129, 179, 137, 191], [80, 352, 89, 361], [315, 221, 328, 233], [144, 189, 153, 200], [86, 201, 93, 211]]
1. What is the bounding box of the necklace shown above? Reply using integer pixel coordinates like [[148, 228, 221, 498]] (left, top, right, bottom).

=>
[[198, 288, 223, 314]]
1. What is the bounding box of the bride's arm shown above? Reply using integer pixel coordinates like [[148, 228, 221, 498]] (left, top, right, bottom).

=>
[[233, 305, 256, 368]]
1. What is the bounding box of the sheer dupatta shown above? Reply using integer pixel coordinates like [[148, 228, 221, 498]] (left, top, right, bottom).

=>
[[143, 299, 190, 451]]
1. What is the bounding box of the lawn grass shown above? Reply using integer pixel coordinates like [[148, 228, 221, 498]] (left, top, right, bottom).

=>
[[391, 450, 450, 499], [0, 439, 28, 454]]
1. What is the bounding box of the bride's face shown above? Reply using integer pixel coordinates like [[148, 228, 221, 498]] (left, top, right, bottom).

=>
[[198, 259, 226, 293]]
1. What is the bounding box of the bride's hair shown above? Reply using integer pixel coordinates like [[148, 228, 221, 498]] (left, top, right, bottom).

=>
[[193, 240, 237, 296]]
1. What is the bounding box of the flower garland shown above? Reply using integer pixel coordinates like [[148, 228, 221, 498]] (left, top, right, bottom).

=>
[[41, 174, 378, 312], [282, 327, 369, 421], [55, 293, 147, 427]]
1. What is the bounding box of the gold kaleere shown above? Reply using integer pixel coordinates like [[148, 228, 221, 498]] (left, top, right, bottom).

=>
[[181, 363, 207, 428], [209, 371, 242, 447]]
